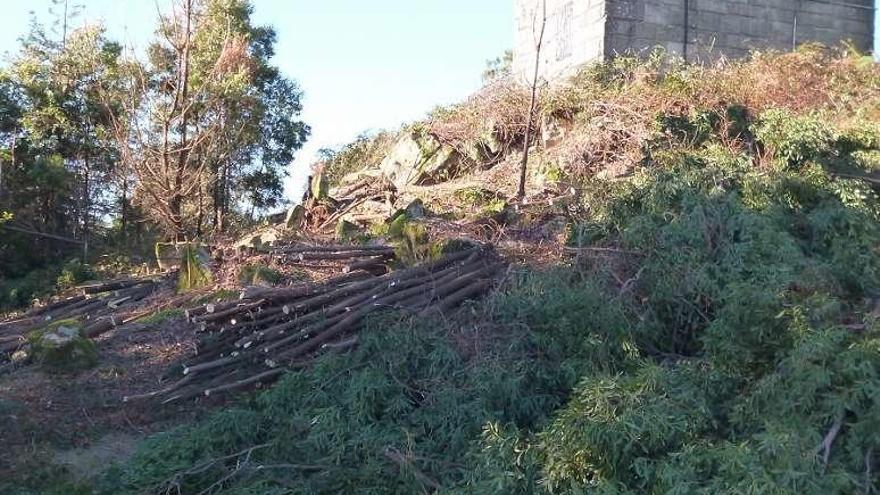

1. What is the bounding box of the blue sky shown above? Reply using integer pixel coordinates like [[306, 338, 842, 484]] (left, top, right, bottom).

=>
[[0, 0, 513, 200]]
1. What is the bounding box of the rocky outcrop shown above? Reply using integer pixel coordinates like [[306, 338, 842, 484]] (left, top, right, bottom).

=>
[[379, 130, 463, 189]]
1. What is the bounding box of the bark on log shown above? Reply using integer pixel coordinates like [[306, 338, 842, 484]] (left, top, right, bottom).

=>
[[123, 374, 195, 402], [296, 249, 394, 261], [42, 296, 97, 320], [271, 262, 500, 364], [77, 278, 151, 295], [424, 279, 492, 314], [194, 300, 266, 325], [203, 368, 285, 397], [0, 316, 44, 332], [343, 257, 389, 275], [24, 295, 86, 318], [272, 244, 392, 254], [238, 270, 373, 303], [184, 355, 240, 375], [49, 298, 107, 321], [185, 305, 209, 320], [83, 316, 117, 338]]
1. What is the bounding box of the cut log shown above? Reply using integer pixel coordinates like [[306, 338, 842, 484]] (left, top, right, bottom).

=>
[[296, 249, 394, 261], [83, 316, 118, 338], [42, 296, 97, 320], [272, 244, 392, 254], [0, 316, 44, 332], [343, 256, 389, 275], [183, 355, 240, 376], [424, 279, 492, 314], [77, 278, 150, 295], [123, 374, 195, 402], [194, 300, 266, 325], [203, 368, 285, 397], [238, 270, 374, 303], [24, 295, 86, 318], [140, 245, 501, 403], [50, 298, 107, 321]]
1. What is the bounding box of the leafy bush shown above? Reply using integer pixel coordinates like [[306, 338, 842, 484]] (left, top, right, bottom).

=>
[[320, 131, 395, 187], [753, 108, 836, 167], [56, 259, 96, 289]]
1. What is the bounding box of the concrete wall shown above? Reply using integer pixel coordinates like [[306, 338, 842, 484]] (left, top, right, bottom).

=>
[[514, 0, 876, 81], [605, 0, 875, 62], [513, 0, 606, 81]]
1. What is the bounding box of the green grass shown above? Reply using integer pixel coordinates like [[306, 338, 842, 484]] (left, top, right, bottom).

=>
[[138, 308, 185, 325]]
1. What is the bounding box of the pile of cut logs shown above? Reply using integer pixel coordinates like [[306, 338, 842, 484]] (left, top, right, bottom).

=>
[[132, 245, 501, 403], [263, 243, 394, 275], [0, 277, 162, 358]]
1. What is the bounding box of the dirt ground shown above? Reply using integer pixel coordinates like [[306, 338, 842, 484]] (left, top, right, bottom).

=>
[[0, 314, 200, 480]]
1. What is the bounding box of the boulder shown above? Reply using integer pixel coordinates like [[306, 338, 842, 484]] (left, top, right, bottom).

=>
[[239, 264, 281, 286], [155, 242, 212, 271], [177, 244, 213, 292], [334, 219, 360, 242], [462, 121, 505, 165], [379, 130, 463, 189], [29, 322, 98, 372], [404, 198, 427, 219], [235, 227, 283, 250], [283, 205, 305, 229], [310, 168, 329, 201]]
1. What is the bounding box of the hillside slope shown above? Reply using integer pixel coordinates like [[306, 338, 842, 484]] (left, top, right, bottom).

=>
[[6, 45, 880, 494]]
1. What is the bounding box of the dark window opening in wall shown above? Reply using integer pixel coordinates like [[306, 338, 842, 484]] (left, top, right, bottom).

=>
[[556, 2, 573, 61]]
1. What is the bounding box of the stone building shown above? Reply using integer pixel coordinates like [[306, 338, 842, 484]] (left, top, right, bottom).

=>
[[513, 0, 877, 81]]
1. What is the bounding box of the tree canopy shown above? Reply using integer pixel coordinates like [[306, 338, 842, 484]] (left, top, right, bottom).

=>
[[0, 0, 309, 282]]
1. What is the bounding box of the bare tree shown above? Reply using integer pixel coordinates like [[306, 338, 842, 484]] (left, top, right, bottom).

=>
[[101, 0, 232, 240], [517, 0, 547, 200]]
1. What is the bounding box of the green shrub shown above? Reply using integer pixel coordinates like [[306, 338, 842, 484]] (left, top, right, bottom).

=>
[[836, 121, 880, 152], [320, 131, 395, 187], [56, 259, 96, 289], [0, 265, 64, 312], [654, 109, 719, 146], [753, 108, 836, 166], [453, 186, 498, 205]]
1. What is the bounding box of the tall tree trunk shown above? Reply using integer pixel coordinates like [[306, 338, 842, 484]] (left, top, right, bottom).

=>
[[517, 0, 547, 200], [171, 0, 193, 242], [196, 182, 204, 238], [82, 153, 90, 260], [214, 162, 227, 233], [120, 169, 128, 244]]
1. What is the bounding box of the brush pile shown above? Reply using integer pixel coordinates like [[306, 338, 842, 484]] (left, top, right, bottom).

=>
[[0, 276, 164, 359], [133, 245, 502, 403]]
